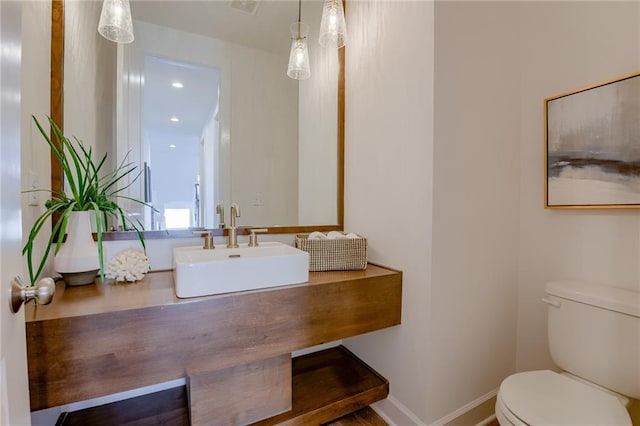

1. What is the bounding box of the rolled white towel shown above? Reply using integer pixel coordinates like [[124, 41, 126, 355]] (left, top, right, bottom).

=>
[[308, 231, 328, 240], [327, 231, 346, 239], [345, 233, 359, 239]]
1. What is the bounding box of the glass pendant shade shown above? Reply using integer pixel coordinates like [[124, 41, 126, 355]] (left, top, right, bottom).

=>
[[319, 0, 347, 48], [98, 0, 134, 44], [287, 21, 311, 80]]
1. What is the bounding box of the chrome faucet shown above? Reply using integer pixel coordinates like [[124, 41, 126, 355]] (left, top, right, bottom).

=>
[[227, 203, 240, 248]]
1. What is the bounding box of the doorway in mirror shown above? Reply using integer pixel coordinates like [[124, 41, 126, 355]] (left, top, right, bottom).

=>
[[141, 56, 220, 230]]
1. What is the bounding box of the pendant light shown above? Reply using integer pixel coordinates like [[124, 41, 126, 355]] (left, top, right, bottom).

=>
[[319, 0, 347, 48], [98, 0, 135, 44], [287, 0, 311, 80]]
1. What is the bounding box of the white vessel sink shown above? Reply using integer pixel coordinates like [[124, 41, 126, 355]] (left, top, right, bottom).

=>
[[173, 242, 310, 298]]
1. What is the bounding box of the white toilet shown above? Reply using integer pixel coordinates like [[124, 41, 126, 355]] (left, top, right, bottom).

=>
[[496, 280, 639, 425]]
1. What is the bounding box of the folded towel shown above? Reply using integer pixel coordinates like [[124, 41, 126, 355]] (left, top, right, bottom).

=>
[[345, 233, 359, 239]]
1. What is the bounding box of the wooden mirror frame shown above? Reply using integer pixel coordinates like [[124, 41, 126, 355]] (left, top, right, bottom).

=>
[[50, 0, 344, 238]]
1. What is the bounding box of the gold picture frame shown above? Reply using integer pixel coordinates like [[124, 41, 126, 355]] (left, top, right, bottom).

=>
[[545, 72, 640, 209]]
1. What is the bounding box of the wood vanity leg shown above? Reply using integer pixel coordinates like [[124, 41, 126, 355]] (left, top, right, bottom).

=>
[[187, 354, 292, 425]]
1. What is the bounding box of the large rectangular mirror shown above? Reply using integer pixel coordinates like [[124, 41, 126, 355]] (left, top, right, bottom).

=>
[[51, 0, 344, 237]]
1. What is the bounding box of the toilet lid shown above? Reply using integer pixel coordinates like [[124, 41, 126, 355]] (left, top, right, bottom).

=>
[[499, 370, 631, 426]]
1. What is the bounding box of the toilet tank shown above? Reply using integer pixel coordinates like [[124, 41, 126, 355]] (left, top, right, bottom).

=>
[[545, 280, 640, 399]]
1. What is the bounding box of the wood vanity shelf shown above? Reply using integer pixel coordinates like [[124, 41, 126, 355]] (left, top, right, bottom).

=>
[[26, 264, 402, 424]]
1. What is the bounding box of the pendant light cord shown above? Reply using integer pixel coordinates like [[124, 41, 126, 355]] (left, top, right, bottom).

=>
[[297, 0, 302, 39]]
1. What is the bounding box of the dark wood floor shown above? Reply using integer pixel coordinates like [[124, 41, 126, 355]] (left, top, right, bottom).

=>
[[59, 400, 385, 426], [59, 398, 497, 426]]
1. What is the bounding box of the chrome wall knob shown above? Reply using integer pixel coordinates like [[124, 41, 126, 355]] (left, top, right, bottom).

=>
[[10, 276, 55, 314]]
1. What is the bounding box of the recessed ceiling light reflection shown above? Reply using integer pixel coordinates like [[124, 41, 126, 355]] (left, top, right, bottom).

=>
[[170, 117, 180, 122], [169, 144, 176, 149], [172, 81, 184, 88]]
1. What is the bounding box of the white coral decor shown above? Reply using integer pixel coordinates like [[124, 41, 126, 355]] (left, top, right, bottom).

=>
[[105, 249, 151, 282]]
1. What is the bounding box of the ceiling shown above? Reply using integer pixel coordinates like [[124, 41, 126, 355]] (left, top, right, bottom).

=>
[[142, 56, 219, 149], [130, 0, 325, 56]]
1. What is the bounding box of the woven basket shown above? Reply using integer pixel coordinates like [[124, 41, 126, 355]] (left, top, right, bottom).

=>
[[295, 233, 368, 272]]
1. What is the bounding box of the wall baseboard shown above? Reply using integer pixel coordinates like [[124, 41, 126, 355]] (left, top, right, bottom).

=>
[[432, 389, 498, 426], [372, 395, 424, 425], [373, 389, 498, 426], [476, 414, 497, 426]]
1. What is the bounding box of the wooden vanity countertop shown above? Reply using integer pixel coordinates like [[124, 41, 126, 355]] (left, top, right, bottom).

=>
[[25, 263, 402, 411], [25, 264, 399, 322]]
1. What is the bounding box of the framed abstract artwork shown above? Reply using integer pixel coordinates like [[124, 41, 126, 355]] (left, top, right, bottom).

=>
[[545, 72, 640, 208]]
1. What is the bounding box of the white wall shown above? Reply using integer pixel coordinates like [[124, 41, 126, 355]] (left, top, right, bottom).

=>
[[430, 1, 520, 421], [344, 1, 436, 423], [230, 44, 299, 226], [516, 1, 640, 373], [345, 1, 519, 424], [346, 1, 640, 425]]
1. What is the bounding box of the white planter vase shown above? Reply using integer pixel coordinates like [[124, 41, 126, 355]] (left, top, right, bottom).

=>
[[53, 211, 100, 286]]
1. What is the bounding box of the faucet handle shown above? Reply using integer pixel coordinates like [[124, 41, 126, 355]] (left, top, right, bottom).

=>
[[192, 230, 215, 250], [216, 204, 225, 228], [247, 228, 268, 247]]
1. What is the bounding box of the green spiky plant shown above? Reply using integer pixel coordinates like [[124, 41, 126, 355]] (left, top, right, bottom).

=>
[[23, 116, 149, 285]]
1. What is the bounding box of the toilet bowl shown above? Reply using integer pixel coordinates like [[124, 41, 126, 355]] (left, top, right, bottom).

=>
[[496, 370, 631, 426], [496, 280, 639, 426]]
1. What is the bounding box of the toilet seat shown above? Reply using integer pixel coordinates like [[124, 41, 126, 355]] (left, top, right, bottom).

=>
[[498, 370, 632, 426], [496, 391, 527, 426]]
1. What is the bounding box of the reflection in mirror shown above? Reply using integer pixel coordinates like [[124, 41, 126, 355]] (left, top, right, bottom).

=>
[[55, 0, 344, 235], [141, 57, 219, 230]]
